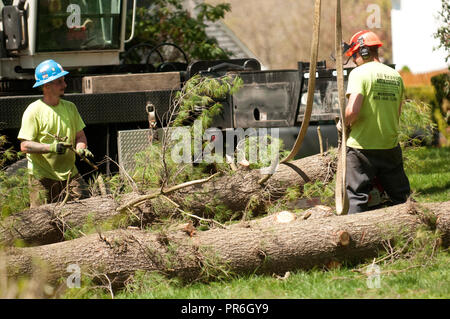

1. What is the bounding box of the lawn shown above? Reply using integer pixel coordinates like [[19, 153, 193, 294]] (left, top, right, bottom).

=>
[[404, 147, 450, 203]]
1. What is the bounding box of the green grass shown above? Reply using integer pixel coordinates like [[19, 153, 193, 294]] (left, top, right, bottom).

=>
[[404, 146, 450, 202], [70, 250, 447, 299]]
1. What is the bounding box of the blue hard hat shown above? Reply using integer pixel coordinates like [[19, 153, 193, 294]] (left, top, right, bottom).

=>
[[33, 59, 69, 88]]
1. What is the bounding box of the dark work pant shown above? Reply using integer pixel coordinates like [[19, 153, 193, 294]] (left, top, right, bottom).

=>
[[346, 144, 411, 214], [29, 174, 90, 208]]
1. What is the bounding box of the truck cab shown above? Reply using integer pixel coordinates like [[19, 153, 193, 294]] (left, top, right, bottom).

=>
[[0, 0, 128, 80]]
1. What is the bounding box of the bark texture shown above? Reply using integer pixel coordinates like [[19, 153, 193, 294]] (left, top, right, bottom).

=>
[[4, 201, 449, 286], [171, 151, 334, 214], [1, 153, 335, 246], [0, 196, 119, 246]]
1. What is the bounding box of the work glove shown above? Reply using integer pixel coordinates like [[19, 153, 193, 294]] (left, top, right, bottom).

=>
[[49, 142, 72, 155], [76, 148, 94, 158]]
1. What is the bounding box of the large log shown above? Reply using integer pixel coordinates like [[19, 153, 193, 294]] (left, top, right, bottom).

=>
[[1, 153, 335, 246], [4, 201, 449, 287], [172, 151, 334, 214], [0, 196, 120, 245]]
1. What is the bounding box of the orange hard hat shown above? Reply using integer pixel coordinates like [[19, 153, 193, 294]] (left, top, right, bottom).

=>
[[344, 30, 383, 57]]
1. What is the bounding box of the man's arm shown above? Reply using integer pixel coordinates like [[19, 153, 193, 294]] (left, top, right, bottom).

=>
[[20, 140, 72, 155], [20, 140, 51, 154], [344, 93, 364, 127]]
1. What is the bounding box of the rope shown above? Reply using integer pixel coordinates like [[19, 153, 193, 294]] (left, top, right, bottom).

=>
[[334, 0, 349, 215], [280, 0, 322, 164]]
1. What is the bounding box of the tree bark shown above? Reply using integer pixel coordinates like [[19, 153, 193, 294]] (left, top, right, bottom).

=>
[[172, 150, 334, 215], [4, 200, 449, 287], [0, 196, 120, 246], [1, 153, 335, 246]]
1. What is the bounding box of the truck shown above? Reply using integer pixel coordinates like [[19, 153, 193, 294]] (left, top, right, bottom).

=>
[[0, 0, 347, 177]]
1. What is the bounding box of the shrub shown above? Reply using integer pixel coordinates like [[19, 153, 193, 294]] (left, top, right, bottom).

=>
[[404, 86, 436, 105], [431, 73, 450, 144], [126, 0, 232, 63], [399, 100, 436, 147]]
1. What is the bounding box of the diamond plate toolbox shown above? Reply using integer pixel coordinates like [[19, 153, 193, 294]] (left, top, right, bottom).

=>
[[117, 129, 154, 174]]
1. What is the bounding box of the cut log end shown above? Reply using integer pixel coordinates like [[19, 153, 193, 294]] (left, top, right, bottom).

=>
[[274, 211, 296, 223]]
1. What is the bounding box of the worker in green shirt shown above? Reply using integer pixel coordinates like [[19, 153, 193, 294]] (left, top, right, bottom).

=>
[[18, 59, 94, 207], [342, 30, 411, 214]]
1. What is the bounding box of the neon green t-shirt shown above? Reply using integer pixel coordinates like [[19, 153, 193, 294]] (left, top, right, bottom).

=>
[[346, 61, 404, 149], [18, 99, 85, 181]]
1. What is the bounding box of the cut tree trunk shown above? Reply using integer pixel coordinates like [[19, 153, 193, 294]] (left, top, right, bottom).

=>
[[1, 152, 335, 246], [0, 196, 120, 246], [4, 200, 449, 287]]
